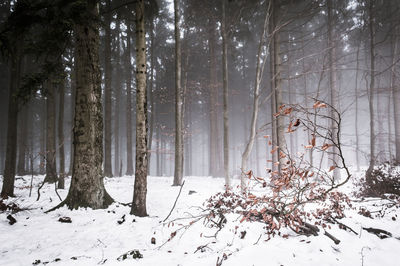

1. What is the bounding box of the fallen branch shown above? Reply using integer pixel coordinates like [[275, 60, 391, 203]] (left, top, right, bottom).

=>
[[327, 217, 358, 235], [362, 227, 392, 239], [324, 230, 340, 244], [163, 180, 185, 222]]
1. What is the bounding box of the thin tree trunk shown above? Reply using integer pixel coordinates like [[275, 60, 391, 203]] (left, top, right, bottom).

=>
[[392, 28, 400, 163], [147, 20, 155, 175], [114, 18, 121, 176], [173, 0, 184, 186], [45, 82, 57, 183], [126, 18, 134, 176], [366, 0, 376, 183], [355, 40, 361, 171], [221, 0, 230, 189], [272, 0, 285, 172], [62, 0, 113, 209], [17, 106, 27, 176], [131, 0, 148, 217], [327, 0, 340, 179], [241, 2, 270, 192], [58, 73, 65, 189], [208, 18, 222, 177]]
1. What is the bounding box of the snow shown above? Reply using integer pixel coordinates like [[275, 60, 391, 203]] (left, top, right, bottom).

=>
[[0, 174, 399, 266]]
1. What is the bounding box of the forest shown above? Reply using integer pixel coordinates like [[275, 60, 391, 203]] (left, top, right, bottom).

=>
[[0, 0, 399, 265]]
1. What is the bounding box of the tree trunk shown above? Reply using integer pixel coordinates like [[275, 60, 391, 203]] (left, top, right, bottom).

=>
[[241, 2, 270, 192], [126, 18, 134, 176], [327, 0, 340, 180], [366, 0, 376, 183], [173, 0, 184, 186], [17, 106, 27, 176], [355, 40, 361, 171], [103, 0, 113, 177], [221, 0, 230, 189], [131, 0, 148, 217], [272, 0, 285, 172], [114, 17, 121, 176], [58, 73, 65, 189], [392, 28, 400, 163], [45, 82, 57, 183], [62, 0, 113, 209], [1, 44, 22, 198], [147, 19, 155, 175], [208, 18, 222, 178], [68, 57, 76, 176]]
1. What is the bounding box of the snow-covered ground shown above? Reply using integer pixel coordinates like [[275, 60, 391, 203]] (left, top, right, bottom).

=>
[[0, 173, 399, 266]]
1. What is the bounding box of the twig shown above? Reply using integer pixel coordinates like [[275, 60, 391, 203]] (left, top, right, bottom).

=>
[[163, 180, 185, 222]]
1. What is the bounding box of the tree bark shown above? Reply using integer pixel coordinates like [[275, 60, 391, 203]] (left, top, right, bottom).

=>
[[62, 0, 113, 209], [173, 0, 184, 186], [131, 0, 148, 217], [103, 0, 113, 177]]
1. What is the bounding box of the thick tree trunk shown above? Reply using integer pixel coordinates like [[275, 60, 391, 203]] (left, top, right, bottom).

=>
[[126, 19, 134, 176], [173, 0, 184, 186], [221, 0, 230, 189], [1, 45, 22, 198], [241, 3, 270, 192], [45, 83, 57, 183], [62, 0, 113, 209], [366, 0, 376, 183], [103, 0, 113, 177], [58, 74, 65, 189], [131, 0, 148, 217]]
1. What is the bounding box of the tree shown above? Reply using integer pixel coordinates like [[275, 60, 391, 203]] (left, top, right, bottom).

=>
[[131, 0, 148, 216], [241, 1, 270, 192], [44, 80, 57, 183], [173, 0, 184, 186], [0, 41, 22, 198], [60, 0, 113, 209], [58, 70, 65, 189], [366, 0, 376, 183], [103, 0, 113, 177], [327, 0, 340, 180], [125, 16, 134, 176], [221, 0, 230, 189]]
